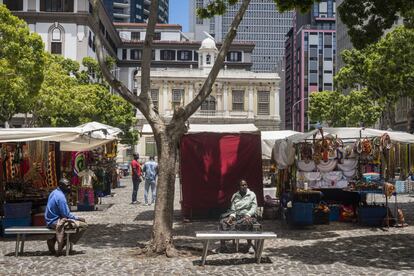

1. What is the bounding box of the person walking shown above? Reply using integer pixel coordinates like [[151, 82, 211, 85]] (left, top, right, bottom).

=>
[[142, 156, 158, 206], [130, 153, 142, 204]]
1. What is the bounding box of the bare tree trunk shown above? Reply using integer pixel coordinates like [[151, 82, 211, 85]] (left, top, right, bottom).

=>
[[150, 132, 179, 255]]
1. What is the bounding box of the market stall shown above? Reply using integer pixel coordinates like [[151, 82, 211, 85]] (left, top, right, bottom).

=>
[[0, 122, 121, 232], [273, 127, 414, 227], [180, 124, 264, 219]]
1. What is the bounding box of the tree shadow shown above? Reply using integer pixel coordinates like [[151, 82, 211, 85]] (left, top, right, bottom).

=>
[[4, 250, 85, 257], [77, 223, 153, 249], [192, 257, 272, 266], [266, 233, 414, 270], [134, 210, 182, 221]]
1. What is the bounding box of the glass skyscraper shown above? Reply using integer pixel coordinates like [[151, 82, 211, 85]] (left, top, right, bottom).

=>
[[189, 0, 293, 72], [103, 0, 168, 23]]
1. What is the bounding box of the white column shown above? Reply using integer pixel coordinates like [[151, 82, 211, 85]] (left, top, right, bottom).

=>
[[223, 84, 229, 117], [163, 81, 169, 116], [216, 84, 222, 113], [23, 0, 28, 11], [188, 84, 194, 103], [274, 86, 281, 120], [74, 0, 78, 13], [36, 0, 40, 11], [248, 85, 254, 119]]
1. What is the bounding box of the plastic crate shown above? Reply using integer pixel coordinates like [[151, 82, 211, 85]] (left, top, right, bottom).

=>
[[329, 205, 340, 221], [314, 210, 330, 225], [1, 217, 32, 237], [4, 202, 32, 218], [288, 202, 314, 226], [395, 181, 406, 194], [358, 206, 387, 227]]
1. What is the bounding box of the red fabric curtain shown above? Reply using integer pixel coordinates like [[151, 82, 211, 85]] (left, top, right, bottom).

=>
[[180, 133, 263, 218]]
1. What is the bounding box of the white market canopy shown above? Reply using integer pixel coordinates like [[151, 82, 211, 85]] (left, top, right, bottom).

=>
[[0, 122, 122, 151], [261, 130, 300, 159], [289, 127, 414, 144], [142, 123, 259, 134]]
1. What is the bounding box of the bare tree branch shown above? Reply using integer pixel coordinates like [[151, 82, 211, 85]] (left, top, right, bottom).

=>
[[181, 0, 252, 122], [140, 0, 158, 103], [90, 0, 162, 130]]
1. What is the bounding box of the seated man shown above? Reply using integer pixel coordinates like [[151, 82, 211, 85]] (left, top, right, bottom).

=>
[[218, 179, 258, 253], [45, 178, 87, 255]]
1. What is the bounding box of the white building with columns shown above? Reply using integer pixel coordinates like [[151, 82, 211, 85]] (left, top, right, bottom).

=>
[[136, 36, 280, 157]]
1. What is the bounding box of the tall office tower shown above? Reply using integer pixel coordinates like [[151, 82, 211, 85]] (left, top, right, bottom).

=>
[[103, 0, 168, 23], [335, 0, 352, 75], [284, 0, 336, 131], [189, 0, 293, 72]]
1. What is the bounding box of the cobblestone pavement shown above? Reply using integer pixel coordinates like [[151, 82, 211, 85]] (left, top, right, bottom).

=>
[[1, 178, 414, 275]]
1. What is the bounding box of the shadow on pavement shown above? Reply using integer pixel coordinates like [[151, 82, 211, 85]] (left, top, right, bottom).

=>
[[192, 256, 272, 266], [134, 210, 182, 221], [4, 250, 85, 257], [266, 233, 414, 270], [78, 223, 152, 249]]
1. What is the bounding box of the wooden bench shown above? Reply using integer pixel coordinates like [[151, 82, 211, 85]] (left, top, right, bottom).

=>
[[195, 231, 277, 266], [4, 226, 77, 257]]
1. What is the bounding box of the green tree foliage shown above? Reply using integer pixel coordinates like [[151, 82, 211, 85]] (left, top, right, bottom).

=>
[[275, 0, 414, 49], [33, 54, 138, 145], [308, 90, 382, 127], [0, 4, 45, 122], [336, 26, 414, 130], [337, 26, 414, 106]]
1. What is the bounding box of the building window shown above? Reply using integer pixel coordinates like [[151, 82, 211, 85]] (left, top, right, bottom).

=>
[[201, 95, 216, 111], [232, 90, 244, 111], [160, 50, 176, 61], [172, 89, 183, 109], [257, 91, 270, 115], [154, 32, 161, 40], [130, 49, 142, 60], [122, 49, 127, 60], [131, 32, 140, 41], [177, 50, 193, 61], [145, 136, 157, 156], [227, 51, 242, 62], [206, 54, 211, 64], [151, 89, 159, 112], [51, 42, 62, 55], [50, 26, 64, 55], [4, 0, 23, 10], [40, 0, 74, 12], [196, 0, 203, 24]]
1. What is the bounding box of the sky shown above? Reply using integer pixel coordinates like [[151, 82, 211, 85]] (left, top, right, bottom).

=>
[[169, 0, 190, 32]]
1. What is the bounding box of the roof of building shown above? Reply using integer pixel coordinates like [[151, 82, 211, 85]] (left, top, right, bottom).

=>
[[114, 23, 182, 30], [135, 68, 279, 81], [200, 36, 217, 51]]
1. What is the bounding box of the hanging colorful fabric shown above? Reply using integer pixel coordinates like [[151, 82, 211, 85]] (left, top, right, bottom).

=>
[[47, 145, 58, 188]]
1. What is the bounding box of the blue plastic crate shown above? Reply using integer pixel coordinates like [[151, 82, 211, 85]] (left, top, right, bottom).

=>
[[288, 202, 313, 226], [358, 206, 387, 227], [329, 205, 340, 221], [4, 202, 32, 218], [1, 217, 31, 237]]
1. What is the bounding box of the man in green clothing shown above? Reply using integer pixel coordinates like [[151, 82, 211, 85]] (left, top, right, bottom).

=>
[[218, 179, 258, 253]]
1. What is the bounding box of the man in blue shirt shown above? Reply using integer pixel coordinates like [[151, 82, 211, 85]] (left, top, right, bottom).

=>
[[45, 178, 86, 255], [142, 156, 158, 206]]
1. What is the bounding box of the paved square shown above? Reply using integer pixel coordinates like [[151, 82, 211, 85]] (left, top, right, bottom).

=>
[[1, 178, 414, 275]]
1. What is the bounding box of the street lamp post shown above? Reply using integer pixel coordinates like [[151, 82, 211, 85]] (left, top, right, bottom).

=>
[[291, 97, 308, 131]]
